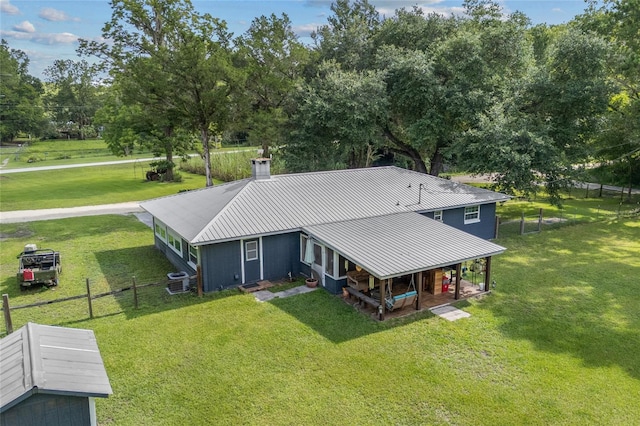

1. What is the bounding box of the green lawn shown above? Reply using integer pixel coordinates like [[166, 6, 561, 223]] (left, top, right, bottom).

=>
[[1, 139, 258, 169], [1, 215, 638, 425], [0, 163, 212, 211]]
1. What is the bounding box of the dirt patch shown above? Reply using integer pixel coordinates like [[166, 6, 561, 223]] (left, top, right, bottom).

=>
[[0, 227, 34, 241]]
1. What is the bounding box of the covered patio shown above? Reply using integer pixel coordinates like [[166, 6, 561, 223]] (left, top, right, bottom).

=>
[[303, 212, 505, 321]]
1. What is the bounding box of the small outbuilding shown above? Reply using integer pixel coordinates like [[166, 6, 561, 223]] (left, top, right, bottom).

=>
[[0, 322, 113, 426]]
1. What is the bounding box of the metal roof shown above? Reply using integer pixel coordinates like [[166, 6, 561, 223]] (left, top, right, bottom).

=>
[[303, 212, 506, 279], [1, 323, 113, 413], [140, 166, 509, 245]]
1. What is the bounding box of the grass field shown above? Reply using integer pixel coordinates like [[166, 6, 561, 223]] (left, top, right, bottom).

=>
[[0, 162, 213, 211], [1, 215, 638, 425]]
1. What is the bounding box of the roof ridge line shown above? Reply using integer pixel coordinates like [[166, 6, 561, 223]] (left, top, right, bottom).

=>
[[190, 179, 253, 244]]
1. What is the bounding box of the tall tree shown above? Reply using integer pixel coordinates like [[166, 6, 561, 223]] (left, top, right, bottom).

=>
[[43, 59, 101, 139], [80, 0, 238, 186], [235, 13, 310, 157], [0, 40, 47, 142]]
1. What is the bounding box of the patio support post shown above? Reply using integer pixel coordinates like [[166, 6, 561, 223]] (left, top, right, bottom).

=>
[[455, 263, 462, 300], [380, 279, 386, 318], [485, 256, 492, 293], [416, 271, 423, 310]]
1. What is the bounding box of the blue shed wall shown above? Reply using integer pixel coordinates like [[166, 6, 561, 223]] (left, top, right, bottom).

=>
[[1, 394, 90, 426]]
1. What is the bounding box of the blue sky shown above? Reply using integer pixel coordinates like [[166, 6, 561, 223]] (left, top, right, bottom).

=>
[[1, 0, 593, 78]]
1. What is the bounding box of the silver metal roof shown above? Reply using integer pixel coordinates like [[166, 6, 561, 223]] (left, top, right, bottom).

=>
[[1, 323, 113, 413], [304, 212, 506, 279], [141, 166, 509, 245]]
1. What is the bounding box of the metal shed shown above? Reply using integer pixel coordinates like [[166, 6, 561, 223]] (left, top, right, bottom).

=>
[[0, 322, 113, 426]]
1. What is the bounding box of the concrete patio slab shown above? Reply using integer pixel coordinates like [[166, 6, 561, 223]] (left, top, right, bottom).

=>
[[430, 305, 471, 321], [254, 285, 317, 302]]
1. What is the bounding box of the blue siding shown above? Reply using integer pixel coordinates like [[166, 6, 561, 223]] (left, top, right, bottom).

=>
[[323, 276, 342, 294], [200, 241, 242, 292], [1, 394, 90, 426], [425, 203, 497, 240], [263, 233, 301, 282], [154, 236, 194, 275]]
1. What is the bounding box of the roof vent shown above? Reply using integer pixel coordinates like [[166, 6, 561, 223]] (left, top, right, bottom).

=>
[[251, 158, 271, 181]]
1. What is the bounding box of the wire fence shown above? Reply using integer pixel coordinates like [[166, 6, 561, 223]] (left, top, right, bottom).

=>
[[1, 273, 201, 337], [497, 205, 640, 239]]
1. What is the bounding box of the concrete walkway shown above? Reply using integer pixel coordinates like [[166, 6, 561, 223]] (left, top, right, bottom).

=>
[[253, 285, 318, 302]]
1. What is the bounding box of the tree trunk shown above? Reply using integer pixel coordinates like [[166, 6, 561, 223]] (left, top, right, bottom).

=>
[[201, 127, 213, 187], [382, 125, 428, 174], [429, 148, 444, 176], [163, 127, 174, 181]]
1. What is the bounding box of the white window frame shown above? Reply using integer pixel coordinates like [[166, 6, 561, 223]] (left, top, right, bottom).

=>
[[464, 205, 480, 224], [433, 210, 443, 221], [300, 234, 310, 265], [154, 219, 167, 242], [245, 240, 258, 261], [188, 244, 198, 269], [325, 247, 336, 278], [167, 228, 183, 256]]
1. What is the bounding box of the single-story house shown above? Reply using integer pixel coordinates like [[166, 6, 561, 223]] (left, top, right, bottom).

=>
[[0, 322, 113, 426], [141, 159, 508, 315]]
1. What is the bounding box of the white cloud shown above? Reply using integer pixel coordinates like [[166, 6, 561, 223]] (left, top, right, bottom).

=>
[[552, 8, 563, 13], [39, 7, 80, 22], [13, 21, 36, 33], [293, 23, 323, 38], [0, 0, 19, 15], [0, 30, 79, 45]]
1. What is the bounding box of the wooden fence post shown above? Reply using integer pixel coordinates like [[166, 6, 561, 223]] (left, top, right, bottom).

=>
[[86, 279, 93, 319], [3, 294, 13, 335], [132, 276, 139, 309], [197, 265, 203, 297], [538, 208, 543, 232]]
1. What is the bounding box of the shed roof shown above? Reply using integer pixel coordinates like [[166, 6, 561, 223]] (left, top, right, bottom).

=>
[[141, 166, 509, 244], [303, 212, 505, 279], [0, 323, 113, 413]]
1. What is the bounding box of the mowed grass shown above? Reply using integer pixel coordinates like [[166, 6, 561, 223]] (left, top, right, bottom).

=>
[[1, 215, 638, 425], [0, 162, 210, 211]]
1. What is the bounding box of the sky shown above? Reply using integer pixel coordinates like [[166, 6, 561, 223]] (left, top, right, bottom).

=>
[[1, 0, 594, 79]]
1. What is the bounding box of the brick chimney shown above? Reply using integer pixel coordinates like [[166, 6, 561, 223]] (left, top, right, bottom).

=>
[[251, 158, 271, 180]]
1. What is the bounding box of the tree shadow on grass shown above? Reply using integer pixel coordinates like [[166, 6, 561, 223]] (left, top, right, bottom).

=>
[[488, 219, 640, 379], [268, 289, 436, 343]]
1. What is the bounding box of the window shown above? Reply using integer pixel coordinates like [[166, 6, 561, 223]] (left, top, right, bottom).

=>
[[464, 205, 480, 224], [433, 210, 443, 221], [313, 243, 323, 267], [338, 255, 350, 277], [300, 235, 310, 264], [245, 241, 258, 261], [325, 247, 335, 277], [154, 220, 166, 242], [188, 245, 198, 267], [167, 228, 182, 255]]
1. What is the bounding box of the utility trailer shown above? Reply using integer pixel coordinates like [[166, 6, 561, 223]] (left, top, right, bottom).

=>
[[16, 244, 61, 288]]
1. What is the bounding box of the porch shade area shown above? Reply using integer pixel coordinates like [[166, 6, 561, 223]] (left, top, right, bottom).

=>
[[303, 212, 505, 280]]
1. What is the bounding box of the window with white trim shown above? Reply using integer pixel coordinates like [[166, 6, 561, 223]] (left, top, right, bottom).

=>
[[325, 247, 335, 277], [300, 234, 310, 264], [154, 220, 167, 242], [188, 245, 198, 267], [245, 241, 258, 261], [167, 228, 183, 255], [434, 210, 443, 221], [464, 205, 480, 224]]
